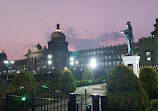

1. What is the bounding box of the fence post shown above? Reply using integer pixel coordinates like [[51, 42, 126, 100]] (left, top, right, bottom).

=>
[[91, 94, 99, 111], [5, 91, 10, 111], [68, 93, 76, 111], [100, 95, 108, 111], [31, 88, 35, 111]]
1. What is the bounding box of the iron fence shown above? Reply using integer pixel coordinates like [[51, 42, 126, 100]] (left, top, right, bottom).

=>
[[3, 81, 68, 111]]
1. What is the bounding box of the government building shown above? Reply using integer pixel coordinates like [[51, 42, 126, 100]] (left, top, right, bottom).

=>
[[0, 19, 158, 78]]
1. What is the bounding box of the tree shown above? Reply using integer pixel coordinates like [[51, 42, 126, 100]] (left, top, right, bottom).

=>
[[82, 67, 94, 80], [9, 70, 36, 90], [139, 67, 158, 100], [107, 65, 149, 109], [59, 69, 77, 96]]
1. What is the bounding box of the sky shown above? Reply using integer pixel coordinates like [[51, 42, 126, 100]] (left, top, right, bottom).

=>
[[0, 0, 158, 60]]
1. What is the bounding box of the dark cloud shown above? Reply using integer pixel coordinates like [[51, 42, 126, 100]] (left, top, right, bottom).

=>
[[97, 31, 124, 43], [65, 27, 124, 50], [25, 44, 35, 48]]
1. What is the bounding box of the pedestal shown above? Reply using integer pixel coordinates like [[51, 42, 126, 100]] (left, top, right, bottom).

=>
[[122, 55, 140, 77]]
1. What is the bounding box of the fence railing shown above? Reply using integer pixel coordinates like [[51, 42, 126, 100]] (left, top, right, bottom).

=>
[[2, 82, 68, 111], [1, 85, 156, 111]]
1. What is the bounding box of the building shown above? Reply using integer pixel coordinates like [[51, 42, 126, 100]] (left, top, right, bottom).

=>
[[1, 19, 158, 76], [25, 24, 70, 74]]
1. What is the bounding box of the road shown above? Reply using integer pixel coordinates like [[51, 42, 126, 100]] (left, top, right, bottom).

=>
[[75, 84, 106, 95]]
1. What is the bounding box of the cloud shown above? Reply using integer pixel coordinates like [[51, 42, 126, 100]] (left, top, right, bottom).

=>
[[98, 31, 124, 44], [25, 43, 35, 48], [65, 27, 124, 51]]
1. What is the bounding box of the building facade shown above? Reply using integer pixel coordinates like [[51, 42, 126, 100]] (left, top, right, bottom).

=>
[[1, 19, 158, 76]]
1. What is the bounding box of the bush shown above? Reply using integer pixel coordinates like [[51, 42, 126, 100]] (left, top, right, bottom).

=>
[[0, 83, 8, 96], [59, 69, 77, 96], [107, 65, 149, 109], [82, 67, 94, 80], [9, 70, 36, 91], [139, 67, 158, 100], [76, 78, 106, 87]]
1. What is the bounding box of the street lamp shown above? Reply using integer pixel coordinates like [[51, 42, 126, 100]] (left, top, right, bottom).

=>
[[3, 60, 14, 85], [64, 67, 68, 70], [70, 57, 74, 61], [90, 58, 97, 69], [48, 55, 52, 59], [47, 60, 52, 65], [70, 61, 74, 65]]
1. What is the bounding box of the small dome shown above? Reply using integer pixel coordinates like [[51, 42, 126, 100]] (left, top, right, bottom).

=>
[[51, 32, 66, 39], [0, 50, 6, 56], [0, 50, 7, 60]]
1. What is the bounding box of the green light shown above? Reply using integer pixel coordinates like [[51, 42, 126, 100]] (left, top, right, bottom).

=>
[[42, 85, 47, 88], [22, 97, 26, 101], [84, 86, 87, 95], [89, 80, 91, 83], [20, 86, 24, 89], [103, 79, 105, 82]]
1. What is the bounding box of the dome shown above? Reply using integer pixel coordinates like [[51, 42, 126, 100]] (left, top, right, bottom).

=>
[[51, 32, 66, 39], [50, 24, 66, 39]]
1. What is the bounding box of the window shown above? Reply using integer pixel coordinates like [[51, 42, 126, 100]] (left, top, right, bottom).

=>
[[105, 56, 107, 60], [146, 52, 151, 60]]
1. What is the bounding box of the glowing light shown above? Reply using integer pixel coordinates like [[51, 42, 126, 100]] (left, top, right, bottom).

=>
[[64, 67, 68, 69], [48, 55, 52, 59], [11, 61, 14, 64], [4, 60, 9, 64], [20, 86, 24, 89], [48, 60, 52, 65], [76, 61, 79, 64], [70, 57, 74, 61], [22, 97, 26, 101], [56, 29, 61, 32], [90, 58, 97, 69], [70, 61, 74, 65]]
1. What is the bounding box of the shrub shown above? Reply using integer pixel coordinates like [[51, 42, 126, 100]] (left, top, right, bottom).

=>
[[139, 67, 158, 100], [59, 69, 77, 96], [107, 65, 149, 109], [9, 70, 36, 91], [76, 78, 106, 87], [82, 67, 94, 80], [0, 83, 8, 96]]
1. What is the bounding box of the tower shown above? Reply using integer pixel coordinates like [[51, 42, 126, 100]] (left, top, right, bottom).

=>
[[47, 24, 69, 71], [151, 18, 158, 65]]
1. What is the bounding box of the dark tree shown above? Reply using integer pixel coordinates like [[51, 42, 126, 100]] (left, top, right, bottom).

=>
[[139, 67, 158, 100], [107, 65, 149, 109], [59, 69, 77, 96]]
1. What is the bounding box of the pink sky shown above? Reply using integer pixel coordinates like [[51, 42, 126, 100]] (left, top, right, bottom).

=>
[[0, 0, 158, 60]]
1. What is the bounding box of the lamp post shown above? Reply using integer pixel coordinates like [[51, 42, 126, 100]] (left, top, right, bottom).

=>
[[47, 54, 52, 82], [4, 60, 14, 85]]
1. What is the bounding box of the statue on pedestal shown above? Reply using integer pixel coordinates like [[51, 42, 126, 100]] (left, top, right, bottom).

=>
[[120, 22, 134, 55]]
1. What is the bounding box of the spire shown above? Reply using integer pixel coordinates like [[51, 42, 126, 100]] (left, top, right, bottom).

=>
[[56, 24, 61, 32]]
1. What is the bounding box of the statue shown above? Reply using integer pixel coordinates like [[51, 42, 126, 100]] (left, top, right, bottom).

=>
[[120, 22, 134, 55]]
